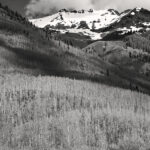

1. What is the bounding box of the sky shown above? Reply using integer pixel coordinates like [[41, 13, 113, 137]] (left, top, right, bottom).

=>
[[0, 0, 30, 16], [0, 0, 150, 18]]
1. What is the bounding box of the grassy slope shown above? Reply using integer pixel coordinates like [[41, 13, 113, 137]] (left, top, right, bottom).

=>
[[0, 74, 150, 150]]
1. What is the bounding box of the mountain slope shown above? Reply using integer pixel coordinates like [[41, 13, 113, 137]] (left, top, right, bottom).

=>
[[102, 8, 150, 40], [83, 40, 150, 93]]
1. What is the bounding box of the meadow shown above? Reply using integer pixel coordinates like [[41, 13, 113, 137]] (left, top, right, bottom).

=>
[[0, 74, 149, 150]]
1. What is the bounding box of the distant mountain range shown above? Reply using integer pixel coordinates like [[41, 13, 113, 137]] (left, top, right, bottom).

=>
[[30, 7, 150, 40]]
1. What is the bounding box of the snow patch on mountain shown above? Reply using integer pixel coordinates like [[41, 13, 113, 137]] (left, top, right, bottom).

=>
[[66, 29, 103, 40], [136, 7, 142, 12], [117, 26, 143, 35], [131, 12, 135, 15], [130, 26, 143, 32], [143, 22, 150, 26], [51, 28, 102, 40]]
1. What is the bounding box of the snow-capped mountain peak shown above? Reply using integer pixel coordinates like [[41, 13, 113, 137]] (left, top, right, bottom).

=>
[[135, 7, 142, 12], [30, 9, 120, 30], [30, 8, 150, 40], [30, 8, 120, 40]]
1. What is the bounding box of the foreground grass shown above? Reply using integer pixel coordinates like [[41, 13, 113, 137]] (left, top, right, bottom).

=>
[[0, 74, 150, 150]]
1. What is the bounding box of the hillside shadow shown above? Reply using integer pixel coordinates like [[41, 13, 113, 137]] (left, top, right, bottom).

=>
[[0, 39, 150, 95], [0, 39, 65, 75]]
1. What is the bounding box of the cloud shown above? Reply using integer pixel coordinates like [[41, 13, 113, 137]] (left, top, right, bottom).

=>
[[26, 0, 94, 18], [92, 0, 150, 11], [91, 0, 121, 10], [26, 0, 150, 18]]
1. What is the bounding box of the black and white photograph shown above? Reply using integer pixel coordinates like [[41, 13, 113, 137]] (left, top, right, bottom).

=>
[[0, 0, 150, 149]]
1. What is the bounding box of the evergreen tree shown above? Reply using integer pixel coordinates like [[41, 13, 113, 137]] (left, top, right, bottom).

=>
[[106, 69, 110, 77], [129, 52, 132, 58]]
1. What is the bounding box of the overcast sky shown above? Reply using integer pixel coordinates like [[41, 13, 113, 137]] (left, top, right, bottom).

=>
[[0, 0, 150, 18]]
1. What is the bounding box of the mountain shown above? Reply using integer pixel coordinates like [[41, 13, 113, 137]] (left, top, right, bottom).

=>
[[30, 7, 150, 42], [30, 9, 120, 40], [102, 7, 150, 40]]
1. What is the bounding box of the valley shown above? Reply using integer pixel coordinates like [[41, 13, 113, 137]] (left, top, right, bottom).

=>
[[0, 2, 150, 150]]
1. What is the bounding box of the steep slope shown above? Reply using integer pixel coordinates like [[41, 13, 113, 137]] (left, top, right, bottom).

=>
[[113, 8, 150, 30], [102, 8, 150, 40]]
